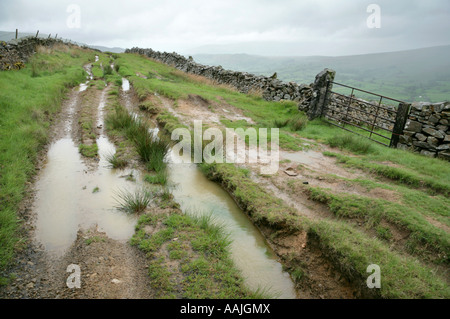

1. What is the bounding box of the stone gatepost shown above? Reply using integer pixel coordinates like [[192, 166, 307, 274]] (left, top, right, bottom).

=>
[[307, 68, 336, 120]]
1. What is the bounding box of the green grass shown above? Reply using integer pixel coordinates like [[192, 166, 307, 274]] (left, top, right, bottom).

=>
[[308, 220, 450, 299], [324, 151, 450, 196], [0, 44, 93, 269], [144, 170, 169, 186], [305, 185, 450, 264], [78, 143, 98, 158], [130, 205, 270, 299], [105, 152, 128, 169], [327, 133, 376, 155], [114, 188, 153, 214], [105, 102, 170, 172]]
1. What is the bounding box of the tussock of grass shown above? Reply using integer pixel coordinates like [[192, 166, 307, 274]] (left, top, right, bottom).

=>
[[105, 152, 128, 169], [133, 128, 170, 172], [144, 170, 168, 185], [103, 64, 113, 77], [78, 143, 98, 158], [327, 134, 376, 155], [114, 188, 153, 214], [106, 104, 170, 172], [139, 101, 160, 114], [289, 114, 308, 131]]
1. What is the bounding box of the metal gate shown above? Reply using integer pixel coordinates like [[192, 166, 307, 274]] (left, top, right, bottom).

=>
[[321, 81, 410, 147]]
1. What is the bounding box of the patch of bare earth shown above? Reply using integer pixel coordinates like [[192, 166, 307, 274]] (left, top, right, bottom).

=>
[[57, 228, 153, 299]]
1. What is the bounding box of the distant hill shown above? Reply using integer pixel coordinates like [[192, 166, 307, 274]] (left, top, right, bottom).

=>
[[0, 31, 124, 53], [88, 45, 125, 53], [192, 45, 450, 103]]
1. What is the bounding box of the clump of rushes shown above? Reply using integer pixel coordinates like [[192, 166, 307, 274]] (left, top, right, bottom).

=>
[[105, 104, 135, 130], [139, 101, 160, 114], [105, 152, 128, 169], [115, 187, 153, 214], [106, 104, 170, 172], [103, 64, 113, 77], [327, 133, 376, 155], [144, 170, 168, 185], [131, 122, 171, 173], [273, 118, 290, 128], [289, 114, 308, 131]]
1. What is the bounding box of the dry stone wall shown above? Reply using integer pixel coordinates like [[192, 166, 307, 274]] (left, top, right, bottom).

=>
[[398, 102, 450, 160], [125, 47, 315, 108], [325, 93, 397, 131], [0, 36, 84, 71]]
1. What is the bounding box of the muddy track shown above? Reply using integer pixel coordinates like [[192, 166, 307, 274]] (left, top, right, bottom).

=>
[[0, 77, 152, 299]]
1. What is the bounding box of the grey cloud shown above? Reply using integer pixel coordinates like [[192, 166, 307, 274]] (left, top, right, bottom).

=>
[[0, 0, 449, 56]]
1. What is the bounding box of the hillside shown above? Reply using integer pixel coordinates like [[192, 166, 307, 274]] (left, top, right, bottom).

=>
[[192, 45, 450, 103]]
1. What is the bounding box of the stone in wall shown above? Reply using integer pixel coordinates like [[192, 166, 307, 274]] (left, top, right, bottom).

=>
[[397, 102, 450, 160]]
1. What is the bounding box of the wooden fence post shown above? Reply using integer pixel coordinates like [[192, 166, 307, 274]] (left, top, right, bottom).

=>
[[15, 29, 18, 39], [35, 30, 39, 38], [390, 102, 411, 148]]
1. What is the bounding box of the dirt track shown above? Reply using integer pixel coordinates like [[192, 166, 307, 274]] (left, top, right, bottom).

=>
[[0, 76, 152, 299]]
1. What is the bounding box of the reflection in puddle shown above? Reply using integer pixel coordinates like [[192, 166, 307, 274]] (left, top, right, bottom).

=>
[[79, 81, 89, 92], [122, 78, 130, 92], [168, 150, 297, 299]]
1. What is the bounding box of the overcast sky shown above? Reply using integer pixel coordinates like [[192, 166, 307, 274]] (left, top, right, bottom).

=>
[[1, 0, 449, 56]]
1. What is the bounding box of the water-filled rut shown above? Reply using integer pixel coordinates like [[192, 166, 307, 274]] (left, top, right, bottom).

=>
[[34, 78, 140, 257]]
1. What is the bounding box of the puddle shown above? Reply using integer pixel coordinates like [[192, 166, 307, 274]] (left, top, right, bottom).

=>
[[280, 150, 324, 165], [33, 86, 140, 257], [79, 81, 89, 92], [168, 150, 298, 299], [122, 78, 130, 92], [79, 63, 93, 91]]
